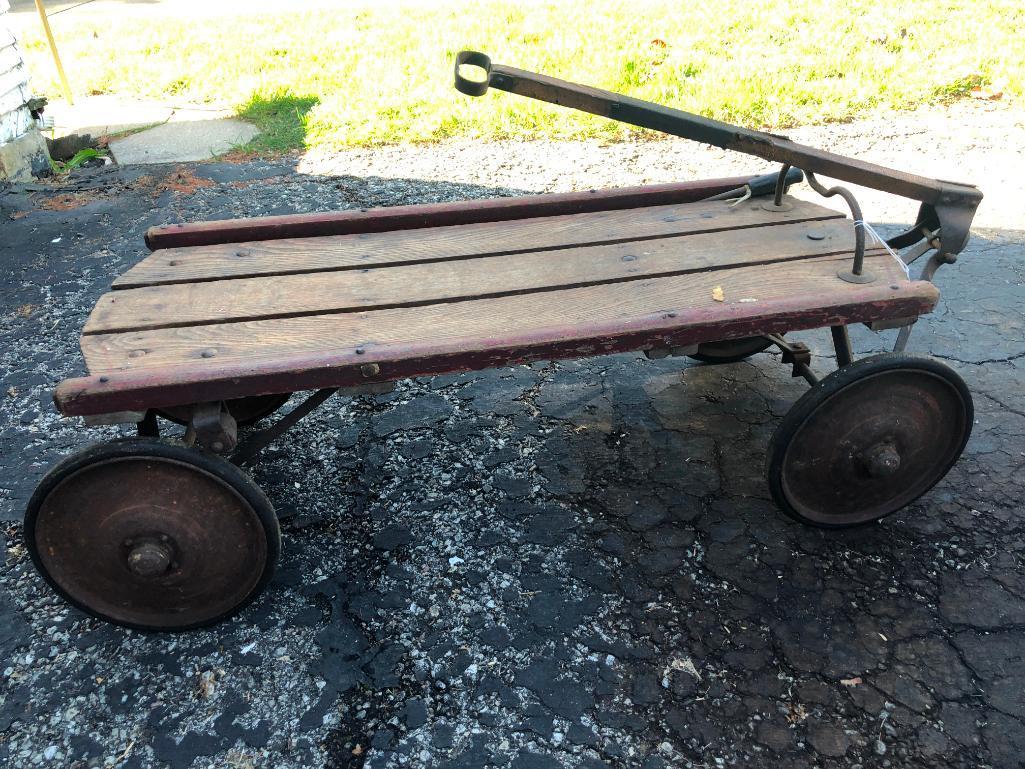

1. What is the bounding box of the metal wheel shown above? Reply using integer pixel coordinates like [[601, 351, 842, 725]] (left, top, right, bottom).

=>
[[689, 336, 773, 364], [767, 353, 972, 528], [25, 438, 280, 631], [157, 393, 291, 427]]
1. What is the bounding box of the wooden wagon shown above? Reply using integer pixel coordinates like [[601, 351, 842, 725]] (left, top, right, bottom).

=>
[[24, 53, 982, 629]]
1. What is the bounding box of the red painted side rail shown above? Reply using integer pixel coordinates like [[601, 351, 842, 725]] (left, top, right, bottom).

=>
[[143, 176, 753, 250], [54, 286, 936, 417]]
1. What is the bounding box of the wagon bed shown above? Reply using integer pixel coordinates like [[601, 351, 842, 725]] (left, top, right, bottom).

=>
[[55, 191, 932, 416]]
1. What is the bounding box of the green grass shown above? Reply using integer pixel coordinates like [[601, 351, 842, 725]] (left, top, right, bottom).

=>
[[20, 0, 1024, 152]]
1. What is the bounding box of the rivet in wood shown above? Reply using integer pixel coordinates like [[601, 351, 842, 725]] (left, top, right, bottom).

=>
[[361, 363, 380, 378], [355, 347, 365, 355], [622, 255, 636, 262], [200, 348, 217, 358], [168, 260, 179, 266], [235, 250, 250, 258], [806, 230, 826, 240], [891, 284, 900, 290], [129, 349, 147, 358], [99, 376, 109, 383]]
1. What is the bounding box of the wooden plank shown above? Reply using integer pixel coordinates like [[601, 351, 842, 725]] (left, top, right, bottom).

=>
[[89, 218, 863, 335], [117, 196, 843, 288], [81, 254, 924, 376], [57, 256, 936, 417], [142, 175, 758, 250]]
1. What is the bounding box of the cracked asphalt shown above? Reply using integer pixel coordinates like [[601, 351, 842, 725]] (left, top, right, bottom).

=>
[[1, 100, 1023, 768]]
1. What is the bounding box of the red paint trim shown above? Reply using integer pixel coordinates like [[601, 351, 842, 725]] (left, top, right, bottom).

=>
[[54, 287, 937, 416], [143, 176, 753, 250]]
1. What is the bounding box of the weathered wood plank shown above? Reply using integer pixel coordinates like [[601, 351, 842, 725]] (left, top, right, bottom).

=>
[[81, 254, 922, 376], [141, 175, 759, 251], [117, 196, 843, 288], [89, 218, 863, 335]]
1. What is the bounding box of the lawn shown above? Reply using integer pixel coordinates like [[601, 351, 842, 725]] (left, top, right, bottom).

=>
[[19, 0, 1024, 152]]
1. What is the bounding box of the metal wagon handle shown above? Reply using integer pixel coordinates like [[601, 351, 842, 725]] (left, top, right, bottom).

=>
[[455, 50, 493, 97], [453, 50, 982, 263]]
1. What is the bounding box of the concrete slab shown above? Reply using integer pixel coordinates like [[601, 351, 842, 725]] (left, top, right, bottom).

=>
[[44, 95, 234, 140], [108, 117, 259, 164]]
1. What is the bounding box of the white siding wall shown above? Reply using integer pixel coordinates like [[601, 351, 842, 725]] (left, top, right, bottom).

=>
[[0, 0, 35, 146]]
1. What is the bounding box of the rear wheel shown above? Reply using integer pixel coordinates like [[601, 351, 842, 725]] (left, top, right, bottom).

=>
[[689, 336, 773, 364], [25, 438, 280, 630], [156, 393, 291, 427], [766, 353, 973, 528]]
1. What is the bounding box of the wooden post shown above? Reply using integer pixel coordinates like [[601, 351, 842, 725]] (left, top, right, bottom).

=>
[[33, 0, 73, 105]]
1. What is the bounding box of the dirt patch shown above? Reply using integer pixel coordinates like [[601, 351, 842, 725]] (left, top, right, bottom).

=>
[[34, 192, 95, 211], [131, 167, 216, 197], [156, 167, 216, 195]]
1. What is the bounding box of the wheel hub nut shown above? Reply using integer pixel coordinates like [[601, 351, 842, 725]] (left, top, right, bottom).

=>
[[126, 540, 173, 578], [863, 443, 901, 478]]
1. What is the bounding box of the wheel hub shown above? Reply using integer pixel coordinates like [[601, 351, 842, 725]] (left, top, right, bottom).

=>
[[125, 538, 175, 578], [861, 441, 901, 478]]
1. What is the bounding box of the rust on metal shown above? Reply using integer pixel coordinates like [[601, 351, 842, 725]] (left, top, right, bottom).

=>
[[186, 402, 238, 454], [775, 360, 972, 526], [29, 453, 269, 629]]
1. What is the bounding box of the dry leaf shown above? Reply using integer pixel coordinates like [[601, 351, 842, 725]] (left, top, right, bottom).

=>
[[840, 676, 863, 687], [711, 285, 725, 302], [970, 85, 1004, 100]]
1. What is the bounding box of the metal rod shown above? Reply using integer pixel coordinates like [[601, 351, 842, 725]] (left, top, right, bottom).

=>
[[805, 172, 866, 273], [794, 363, 819, 386], [830, 326, 854, 368], [893, 324, 914, 353], [33, 0, 73, 105], [231, 388, 337, 466], [773, 164, 792, 207]]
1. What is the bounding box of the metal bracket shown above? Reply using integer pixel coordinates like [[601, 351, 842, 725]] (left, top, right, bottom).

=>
[[185, 402, 238, 454], [780, 341, 812, 374], [766, 335, 818, 385]]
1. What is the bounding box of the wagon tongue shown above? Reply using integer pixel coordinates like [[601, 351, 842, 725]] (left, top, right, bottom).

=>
[[454, 50, 982, 261]]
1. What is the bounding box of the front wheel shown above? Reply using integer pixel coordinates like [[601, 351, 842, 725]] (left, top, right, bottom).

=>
[[25, 438, 280, 630], [766, 353, 973, 528]]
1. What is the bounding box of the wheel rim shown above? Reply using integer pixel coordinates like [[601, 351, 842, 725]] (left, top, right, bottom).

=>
[[779, 367, 971, 526], [30, 453, 270, 629]]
